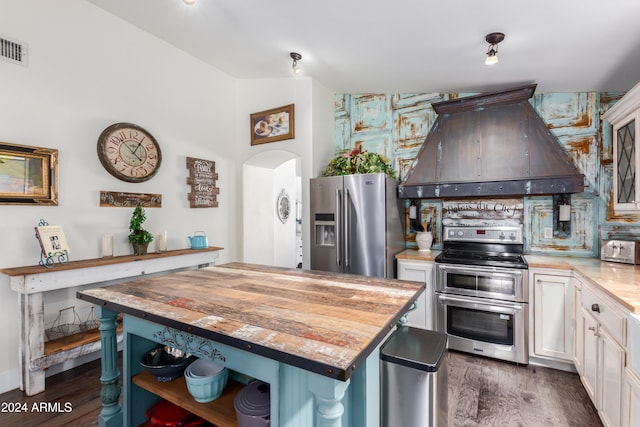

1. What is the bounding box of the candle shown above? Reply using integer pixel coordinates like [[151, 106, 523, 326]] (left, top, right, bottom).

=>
[[102, 234, 113, 257], [157, 231, 167, 252]]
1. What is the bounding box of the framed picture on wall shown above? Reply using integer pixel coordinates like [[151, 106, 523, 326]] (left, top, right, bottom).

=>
[[250, 104, 295, 146], [0, 142, 58, 205]]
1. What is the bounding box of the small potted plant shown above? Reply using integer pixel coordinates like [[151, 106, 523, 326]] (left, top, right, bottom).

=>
[[128, 203, 154, 255]]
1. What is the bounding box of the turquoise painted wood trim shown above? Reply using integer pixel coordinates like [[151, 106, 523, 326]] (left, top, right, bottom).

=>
[[308, 372, 350, 427], [95, 306, 122, 427], [117, 313, 388, 427], [123, 314, 284, 426]]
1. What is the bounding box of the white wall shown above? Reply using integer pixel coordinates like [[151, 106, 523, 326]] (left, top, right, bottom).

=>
[[237, 78, 334, 270], [242, 157, 297, 267], [0, 0, 336, 394], [0, 0, 241, 392]]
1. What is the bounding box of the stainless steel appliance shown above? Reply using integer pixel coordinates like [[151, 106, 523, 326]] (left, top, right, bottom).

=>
[[434, 225, 529, 364], [309, 173, 403, 279], [601, 239, 640, 264]]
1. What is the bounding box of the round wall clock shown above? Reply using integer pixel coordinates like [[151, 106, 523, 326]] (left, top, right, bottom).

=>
[[277, 189, 290, 224], [97, 122, 162, 183]]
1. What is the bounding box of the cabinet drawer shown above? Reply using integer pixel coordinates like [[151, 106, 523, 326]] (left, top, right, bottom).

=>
[[582, 284, 626, 346]]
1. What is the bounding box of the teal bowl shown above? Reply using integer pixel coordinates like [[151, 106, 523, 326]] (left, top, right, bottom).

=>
[[184, 360, 228, 403]]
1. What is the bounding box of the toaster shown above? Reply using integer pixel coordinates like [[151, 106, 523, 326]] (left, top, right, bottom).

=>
[[600, 240, 640, 265]]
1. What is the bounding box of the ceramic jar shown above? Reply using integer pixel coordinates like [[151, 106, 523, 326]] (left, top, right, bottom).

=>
[[416, 231, 433, 252]]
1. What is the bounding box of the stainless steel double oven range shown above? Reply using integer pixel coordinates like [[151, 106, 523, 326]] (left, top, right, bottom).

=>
[[434, 225, 529, 364]]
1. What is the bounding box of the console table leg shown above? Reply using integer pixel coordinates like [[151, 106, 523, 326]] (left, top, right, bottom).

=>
[[308, 374, 350, 427], [96, 306, 122, 427], [20, 292, 45, 396]]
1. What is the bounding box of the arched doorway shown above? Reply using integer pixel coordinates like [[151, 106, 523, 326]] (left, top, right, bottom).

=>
[[242, 151, 302, 268]]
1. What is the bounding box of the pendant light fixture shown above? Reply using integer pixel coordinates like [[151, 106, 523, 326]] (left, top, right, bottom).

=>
[[290, 52, 302, 75], [484, 32, 505, 65]]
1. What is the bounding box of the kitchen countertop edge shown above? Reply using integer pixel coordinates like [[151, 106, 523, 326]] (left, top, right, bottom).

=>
[[395, 249, 640, 314]]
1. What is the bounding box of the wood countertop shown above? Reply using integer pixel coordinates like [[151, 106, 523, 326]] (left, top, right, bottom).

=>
[[0, 247, 224, 276], [77, 262, 424, 381]]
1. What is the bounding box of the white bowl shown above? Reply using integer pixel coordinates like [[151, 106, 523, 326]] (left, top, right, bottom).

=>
[[185, 358, 225, 378]]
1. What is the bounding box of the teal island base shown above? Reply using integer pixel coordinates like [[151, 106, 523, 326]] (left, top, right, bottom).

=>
[[96, 307, 385, 427]]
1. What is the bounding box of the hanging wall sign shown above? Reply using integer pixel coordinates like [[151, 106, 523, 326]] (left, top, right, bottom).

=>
[[442, 198, 524, 226], [100, 191, 162, 207], [186, 156, 219, 208]]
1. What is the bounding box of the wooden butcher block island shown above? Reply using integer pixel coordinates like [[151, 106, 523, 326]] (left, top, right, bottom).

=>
[[77, 262, 424, 427]]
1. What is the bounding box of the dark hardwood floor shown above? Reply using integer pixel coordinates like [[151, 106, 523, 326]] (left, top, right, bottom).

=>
[[0, 351, 602, 426]]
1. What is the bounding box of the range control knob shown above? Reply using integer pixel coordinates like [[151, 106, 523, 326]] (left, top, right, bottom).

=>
[[457, 231, 464, 237], [498, 232, 506, 240]]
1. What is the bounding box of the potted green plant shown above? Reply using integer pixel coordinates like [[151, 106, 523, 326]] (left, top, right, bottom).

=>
[[128, 203, 154, 255], [321, 148, 396, 178]]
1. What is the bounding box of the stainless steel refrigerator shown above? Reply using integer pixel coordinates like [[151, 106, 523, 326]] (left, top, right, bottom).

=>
[[310, 173, 404, 279]]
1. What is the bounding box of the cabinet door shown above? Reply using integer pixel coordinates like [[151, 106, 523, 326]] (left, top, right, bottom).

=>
[[573, 279, 583, 375], [533, 273, 574, 360], [397, 259, 434, 329], [580, 307, 599, 405], [612, 112, 640, 212], [622, 369, 640, 427], [600, 328, 625, 427]]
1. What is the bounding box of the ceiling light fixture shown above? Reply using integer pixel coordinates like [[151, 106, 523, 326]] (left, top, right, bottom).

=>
[[484, 32, 505, 65], [183, 0, 196, 5], [290, 52, 302, 75]]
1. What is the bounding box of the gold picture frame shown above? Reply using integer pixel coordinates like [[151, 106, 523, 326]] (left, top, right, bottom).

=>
[[0, 142, 58, 205], [250, 104, 295, 145]]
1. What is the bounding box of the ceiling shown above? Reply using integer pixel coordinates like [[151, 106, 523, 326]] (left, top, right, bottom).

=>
[[87, 0, 640, 94]]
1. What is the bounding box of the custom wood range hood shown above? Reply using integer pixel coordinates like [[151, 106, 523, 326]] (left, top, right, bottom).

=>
[[398, 84, 585, 199]]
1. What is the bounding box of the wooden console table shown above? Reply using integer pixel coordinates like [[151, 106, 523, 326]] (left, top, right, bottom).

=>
[[0, 247, 222, 396]]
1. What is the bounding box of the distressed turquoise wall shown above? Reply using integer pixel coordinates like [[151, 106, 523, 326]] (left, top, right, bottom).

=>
[[334, 91, 633, 256]]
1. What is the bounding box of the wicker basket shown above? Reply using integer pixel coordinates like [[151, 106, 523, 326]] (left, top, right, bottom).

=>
[[79, 306, 100, 333], [45, 306, 82, 341]]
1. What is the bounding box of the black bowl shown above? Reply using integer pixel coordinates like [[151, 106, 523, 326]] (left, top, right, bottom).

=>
[[140, 346, 195, 382]]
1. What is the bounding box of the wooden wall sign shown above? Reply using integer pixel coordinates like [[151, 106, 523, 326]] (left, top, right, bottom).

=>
[[100, 191, 162, 208], [442, 198, 524, 226], [186, 157, 219, 208]]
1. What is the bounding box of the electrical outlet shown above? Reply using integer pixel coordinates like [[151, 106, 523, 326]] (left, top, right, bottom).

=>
[[544, 227, 553, 239]]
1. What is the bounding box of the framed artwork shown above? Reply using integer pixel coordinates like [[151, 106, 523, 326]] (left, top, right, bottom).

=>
[[250, 104, 295, 145], [0, 142, 58, 205]]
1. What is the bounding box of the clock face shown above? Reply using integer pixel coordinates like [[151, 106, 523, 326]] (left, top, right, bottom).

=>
[[97, 122, 162, 183]]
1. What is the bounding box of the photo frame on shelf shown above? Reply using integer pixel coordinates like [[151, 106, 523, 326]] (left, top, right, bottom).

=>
[[250, 104, 295, 146], [35, 224, 70, 257], [0, 142, 58, 205]]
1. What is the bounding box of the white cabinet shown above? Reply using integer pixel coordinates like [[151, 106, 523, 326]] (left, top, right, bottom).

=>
[[622, 368, 640, 427], [397, 258, 434, 329], [577, 278, 627, 427], [531, 271, 574, 361], [573, 277, 584, 375], [603, 80, 640, 212]]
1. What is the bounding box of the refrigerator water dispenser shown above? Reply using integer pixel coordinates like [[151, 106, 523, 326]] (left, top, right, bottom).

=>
[[314, 214, 335, 246]]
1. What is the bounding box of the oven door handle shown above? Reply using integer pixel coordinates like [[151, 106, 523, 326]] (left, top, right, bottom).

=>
[[437, 293, 525, 311], [437, 263, 524, 278]]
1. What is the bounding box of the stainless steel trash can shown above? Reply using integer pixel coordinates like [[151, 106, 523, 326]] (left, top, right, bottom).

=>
[[380, 326, 447, 427]]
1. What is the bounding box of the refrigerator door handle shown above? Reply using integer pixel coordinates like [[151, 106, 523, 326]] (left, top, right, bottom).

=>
[[344, 188, 350, 268], [335, 188, 341, 267]]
